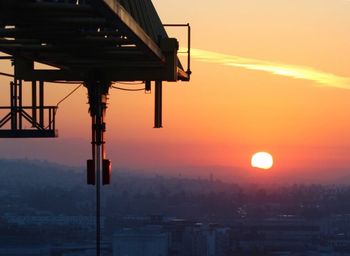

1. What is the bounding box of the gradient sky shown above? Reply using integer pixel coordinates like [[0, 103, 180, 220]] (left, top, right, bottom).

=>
[[1, 0, 350, 182]]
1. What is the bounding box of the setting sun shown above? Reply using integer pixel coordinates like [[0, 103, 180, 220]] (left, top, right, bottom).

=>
[[251, 152, 274, 170]]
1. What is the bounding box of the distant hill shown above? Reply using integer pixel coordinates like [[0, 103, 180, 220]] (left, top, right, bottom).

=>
[[1, 158, 347, 194], [1, 159, 350, 219], [0, 159, 242, 194], [0, 159, 82, 188]]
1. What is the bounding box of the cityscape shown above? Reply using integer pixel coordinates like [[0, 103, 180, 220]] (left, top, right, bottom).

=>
[[1, 159, 350, 256]]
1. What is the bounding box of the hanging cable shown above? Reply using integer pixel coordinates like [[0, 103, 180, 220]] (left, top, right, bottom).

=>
[[44, 83, 83, 129], [48, 81, 82, 84], [111, 85, 145, 91], [110, 81, 146, 91], [116, 81, 145, 85], [0, 71, 14, 78], [55, 83, 83, 106]]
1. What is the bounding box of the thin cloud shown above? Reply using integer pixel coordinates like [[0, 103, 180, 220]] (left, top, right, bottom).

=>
[[181, 48, 350, 89]]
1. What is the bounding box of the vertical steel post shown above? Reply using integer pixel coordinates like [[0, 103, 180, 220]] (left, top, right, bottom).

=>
[[10, 81, 16, 130], [39, 81, 44, 128], [18, 80, 22, 129], [187, 23, 191, 75], [86, 79, 110, 256], [32, 81, 37, 127], [95, 119, 101, 256], [154, 80, 162, 128]]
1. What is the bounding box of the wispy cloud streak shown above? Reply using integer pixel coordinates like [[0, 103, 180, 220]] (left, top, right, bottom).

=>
[[182, 48, 350, 89]]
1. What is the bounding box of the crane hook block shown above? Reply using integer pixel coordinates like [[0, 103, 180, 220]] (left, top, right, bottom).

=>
[[102, 159, 112, 185], [87, 159, 96, 185]]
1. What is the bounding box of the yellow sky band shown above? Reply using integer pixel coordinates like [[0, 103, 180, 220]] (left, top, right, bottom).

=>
[[181, 48, 350, 89]]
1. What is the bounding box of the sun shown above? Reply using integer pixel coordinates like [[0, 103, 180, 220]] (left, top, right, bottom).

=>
[[251, 152, 273, 170]]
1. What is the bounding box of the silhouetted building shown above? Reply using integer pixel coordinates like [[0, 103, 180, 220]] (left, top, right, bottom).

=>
[[113, 226, 168, 256], [0, 246, 50, 256]]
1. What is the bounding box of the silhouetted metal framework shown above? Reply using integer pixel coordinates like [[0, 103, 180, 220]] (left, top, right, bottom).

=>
[[0, 0, 190, 81], [0, 1, 191, 256]]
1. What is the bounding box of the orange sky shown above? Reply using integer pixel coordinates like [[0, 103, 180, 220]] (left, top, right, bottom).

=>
[[1, 0, 350, 182]]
